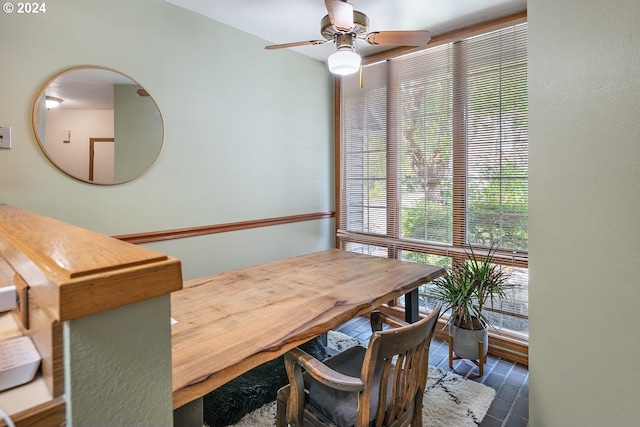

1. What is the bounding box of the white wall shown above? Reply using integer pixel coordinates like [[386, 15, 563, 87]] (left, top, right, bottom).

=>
[[529, 1, 640, 425], [43, 109, 114, 181]]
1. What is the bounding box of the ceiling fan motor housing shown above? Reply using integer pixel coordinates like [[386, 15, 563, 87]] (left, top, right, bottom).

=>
[[320, 10, 369, 40]]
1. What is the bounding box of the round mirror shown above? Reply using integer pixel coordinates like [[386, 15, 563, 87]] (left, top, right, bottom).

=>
[[32, 66, 164, 185]]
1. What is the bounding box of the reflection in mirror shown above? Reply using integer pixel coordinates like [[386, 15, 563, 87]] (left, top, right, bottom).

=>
[[32, 66, 164, 185]]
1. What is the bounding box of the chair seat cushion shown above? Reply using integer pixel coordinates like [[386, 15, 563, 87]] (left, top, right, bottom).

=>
[[306, 345, 389, 427]]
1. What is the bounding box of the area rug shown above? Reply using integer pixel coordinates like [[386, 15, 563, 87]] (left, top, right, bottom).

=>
[[227, 331, 495, 427]]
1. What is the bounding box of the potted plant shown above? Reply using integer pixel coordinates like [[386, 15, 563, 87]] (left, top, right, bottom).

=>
[[431, 244, 513, 367]]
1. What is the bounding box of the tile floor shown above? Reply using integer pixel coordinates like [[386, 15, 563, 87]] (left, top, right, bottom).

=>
[[334, 316, 529, 427]]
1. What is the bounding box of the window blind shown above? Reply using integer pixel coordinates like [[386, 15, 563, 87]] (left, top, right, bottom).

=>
[[461, 26, 528, 252], [340, 24, 527, 256], [338, 22, 528, 336]]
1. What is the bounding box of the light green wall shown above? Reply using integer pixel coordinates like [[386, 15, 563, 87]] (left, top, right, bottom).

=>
[[0, 0, 334, 279], [529, 0, 640, 425], [64, 296, 173, 427], [1, 1, 333, 425], [113, 84, 163, 182]]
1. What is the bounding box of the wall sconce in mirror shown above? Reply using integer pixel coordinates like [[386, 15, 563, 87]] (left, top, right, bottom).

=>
[[45, 96, 63, 109], [32, 66, 165, 185]]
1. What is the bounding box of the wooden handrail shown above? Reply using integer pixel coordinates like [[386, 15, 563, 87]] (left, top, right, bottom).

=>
[[113, 211, 335, 244]]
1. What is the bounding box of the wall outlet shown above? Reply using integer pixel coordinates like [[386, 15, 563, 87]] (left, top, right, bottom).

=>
[[0, 127, 11, 149]]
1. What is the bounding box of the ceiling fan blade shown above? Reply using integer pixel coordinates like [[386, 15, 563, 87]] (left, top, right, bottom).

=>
[[325, 0, 354, 30], [365, 30, 431, 46], [265, 40, 329, 50]]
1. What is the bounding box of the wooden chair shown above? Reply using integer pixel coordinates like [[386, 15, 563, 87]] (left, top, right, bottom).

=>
[[276, 302, 442, 427]]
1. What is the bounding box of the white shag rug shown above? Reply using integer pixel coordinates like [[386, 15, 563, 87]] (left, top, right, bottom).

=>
[[228, 331, 495, 427]]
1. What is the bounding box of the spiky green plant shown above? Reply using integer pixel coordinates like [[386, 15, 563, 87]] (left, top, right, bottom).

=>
[[432, 244, 512, 330]]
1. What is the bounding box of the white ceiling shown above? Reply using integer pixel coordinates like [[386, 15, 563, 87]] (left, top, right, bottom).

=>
[[45, 68, 136, 110], [165, 0, 526, 63], [44, 1, 526, 110]]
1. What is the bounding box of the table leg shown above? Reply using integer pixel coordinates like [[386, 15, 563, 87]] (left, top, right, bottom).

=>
[[173, 397, 203, 427], [404, 288, 419, 323]]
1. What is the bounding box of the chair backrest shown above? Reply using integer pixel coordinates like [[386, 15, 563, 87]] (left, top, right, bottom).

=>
[[357, 302, 441, 427]]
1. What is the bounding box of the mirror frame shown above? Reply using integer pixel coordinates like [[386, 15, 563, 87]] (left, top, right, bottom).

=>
[[32, 65, 165, 185]]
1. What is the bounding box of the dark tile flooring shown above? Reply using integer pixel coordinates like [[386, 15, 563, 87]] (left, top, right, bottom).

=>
[[334, 316, 529, 427]]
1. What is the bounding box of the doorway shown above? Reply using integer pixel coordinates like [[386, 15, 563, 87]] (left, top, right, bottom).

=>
[[89, 137, 115, 183]]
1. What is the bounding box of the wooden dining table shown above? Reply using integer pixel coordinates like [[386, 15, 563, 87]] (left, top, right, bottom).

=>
[[170, 248, 445, 423]]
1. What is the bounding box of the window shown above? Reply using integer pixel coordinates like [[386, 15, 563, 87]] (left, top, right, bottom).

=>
[[338, 22, 528, 339]]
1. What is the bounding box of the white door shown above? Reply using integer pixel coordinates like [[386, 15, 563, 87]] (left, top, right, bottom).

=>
[[92, 140, 115, 183]]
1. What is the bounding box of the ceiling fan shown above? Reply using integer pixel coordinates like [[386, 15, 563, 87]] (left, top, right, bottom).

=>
[[264, 0, 431, 76]]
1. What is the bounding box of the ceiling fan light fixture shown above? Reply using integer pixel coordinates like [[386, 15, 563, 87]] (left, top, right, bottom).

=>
[[264, 1, 431, 76], [45, 96, 63, 109], [328, 45, 361, 76]]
